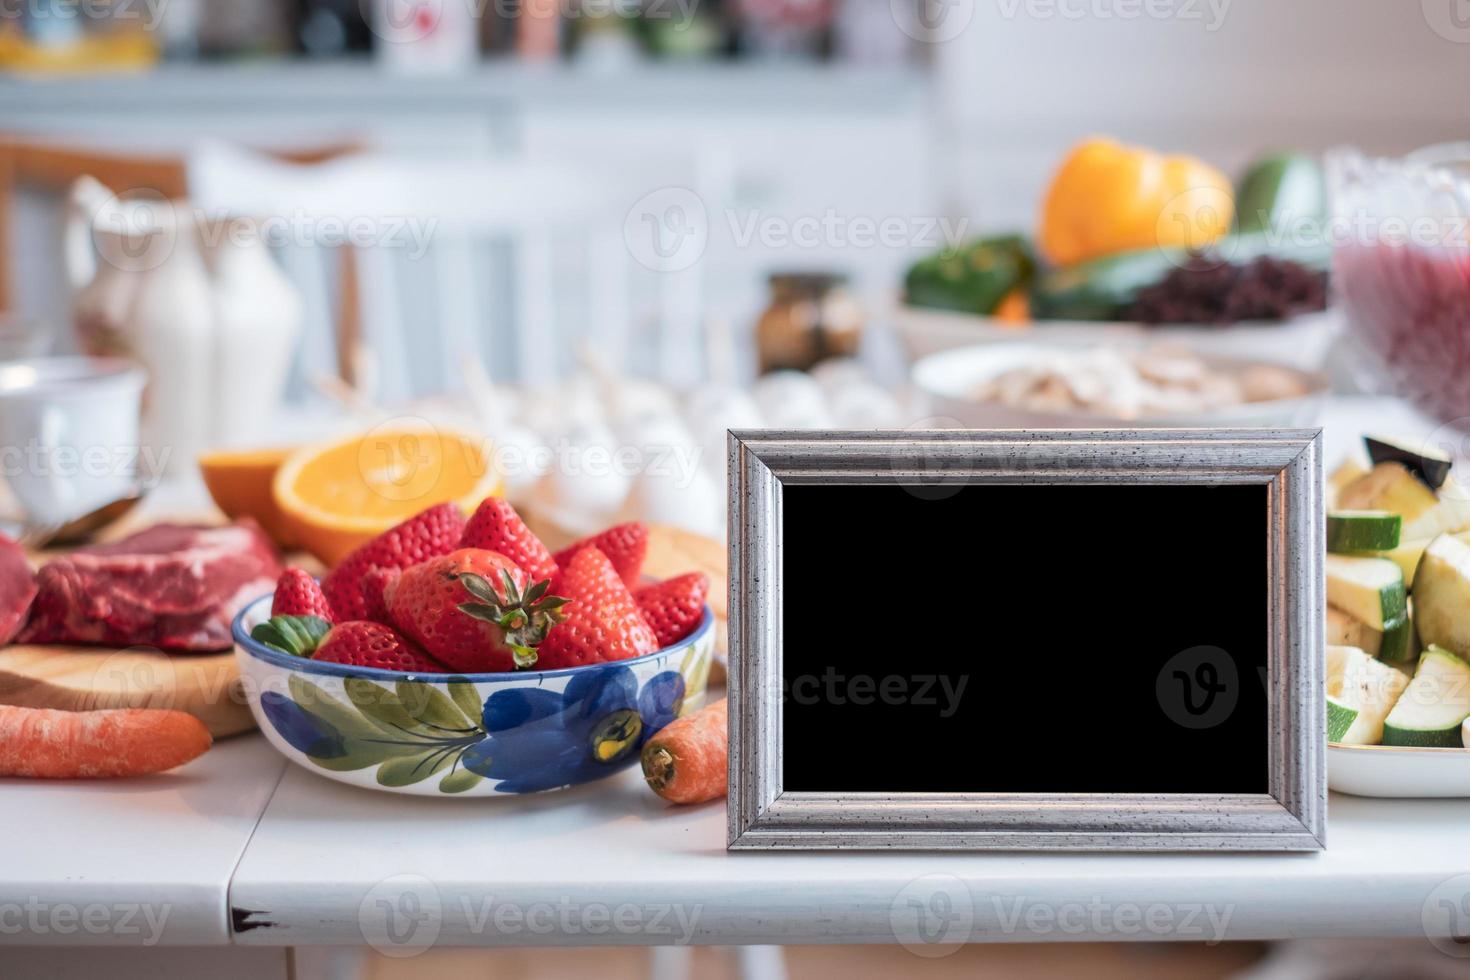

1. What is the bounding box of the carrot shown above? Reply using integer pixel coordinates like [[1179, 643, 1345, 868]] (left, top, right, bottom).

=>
[[0, 706, 212, 779], [641, 698, 727, 804]]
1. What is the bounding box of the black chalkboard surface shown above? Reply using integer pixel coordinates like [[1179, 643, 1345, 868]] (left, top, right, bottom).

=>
[[779, 482, 1269, 795]]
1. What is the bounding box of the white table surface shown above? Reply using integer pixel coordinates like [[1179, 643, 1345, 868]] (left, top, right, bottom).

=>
[[0, 734, 285, 946], [226, 761, 1470, 949], [9, 396, 1470, 954]]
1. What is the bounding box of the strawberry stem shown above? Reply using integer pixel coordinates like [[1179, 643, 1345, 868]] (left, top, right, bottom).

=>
[[454, 572, 569, 670]]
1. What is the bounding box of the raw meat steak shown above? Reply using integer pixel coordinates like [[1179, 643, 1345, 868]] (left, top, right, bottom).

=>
[[0, 533, 36, 645], [18, 521, 282, 652]]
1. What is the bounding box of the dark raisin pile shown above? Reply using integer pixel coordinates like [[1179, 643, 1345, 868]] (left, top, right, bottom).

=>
[[1126, 255, 1328, 325]]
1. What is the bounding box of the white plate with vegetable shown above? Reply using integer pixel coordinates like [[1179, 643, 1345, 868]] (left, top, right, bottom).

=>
[[1328, 743, 1470, 798], [1326, 435, 1470, 796]]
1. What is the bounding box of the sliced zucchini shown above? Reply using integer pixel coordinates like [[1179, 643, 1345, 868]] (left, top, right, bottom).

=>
[[1327, 510, 1402, 553], [1337, 462, 1452, 540], [1381, 646, 1470, 747], [1326, 697, 1359, 743], [1365, 435, 1451, 490], [1328, 459, 1368, 509], [1325, 553, 1407, 631], [1430, 476, 1470, 535], [1379, 608, 1419, 665], [1326, 644, 1411, 745], [1409, 533, 1470, 660], [1350, 536, 1432, 588], [1327, 605, 1382, 657]]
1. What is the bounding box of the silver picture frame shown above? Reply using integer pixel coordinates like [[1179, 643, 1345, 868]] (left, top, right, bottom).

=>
[[726, 428, 1325, 852]]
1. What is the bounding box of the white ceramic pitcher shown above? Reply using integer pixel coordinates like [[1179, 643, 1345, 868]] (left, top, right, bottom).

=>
[[65, 176, 304, 475]]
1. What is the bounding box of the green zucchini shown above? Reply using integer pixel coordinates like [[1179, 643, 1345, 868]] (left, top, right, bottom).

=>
[[1327, 510, 1402, 553], [1408, 533, 1470, 658], [1381, 646, 1470, 747], [1326, 644, 1410, 745], [1325, 554, 1407, 631], [1232, 153, 1326, 237]]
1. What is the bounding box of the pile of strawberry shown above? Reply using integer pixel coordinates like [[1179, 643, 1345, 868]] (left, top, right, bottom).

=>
[[258, 499, 709, 673]]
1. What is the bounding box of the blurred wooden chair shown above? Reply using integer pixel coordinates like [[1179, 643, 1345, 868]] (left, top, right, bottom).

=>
[[184, 140, 731, 398]]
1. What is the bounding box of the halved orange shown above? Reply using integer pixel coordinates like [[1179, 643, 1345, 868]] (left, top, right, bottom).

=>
[[273, 421, 503, 566], [198, 446, 300, 548]]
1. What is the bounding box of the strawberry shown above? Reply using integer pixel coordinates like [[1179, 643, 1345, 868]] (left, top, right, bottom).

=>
[[322, 503, 465, 621], [312, 620, 449, 673], [634, 572, 708, 648], [552, 522, 648, 588], [537, 547, 658, 670], [271, 567, 334, 622], [459, 498, 557, 583], [359, 566, 400, 626], [386, 548, 566, 672]]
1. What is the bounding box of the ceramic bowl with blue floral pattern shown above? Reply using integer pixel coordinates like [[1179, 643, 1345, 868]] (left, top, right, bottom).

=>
[[233, 594, 715, 796]]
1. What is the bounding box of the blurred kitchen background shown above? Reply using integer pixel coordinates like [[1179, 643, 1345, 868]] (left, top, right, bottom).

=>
[[3, 0, 1465, 387], [3, 3, 1470, 979], [1, 0, 1467, 525]]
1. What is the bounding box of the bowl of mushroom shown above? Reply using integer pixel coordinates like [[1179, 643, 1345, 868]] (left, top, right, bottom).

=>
[[911, 341, 1328, 429]]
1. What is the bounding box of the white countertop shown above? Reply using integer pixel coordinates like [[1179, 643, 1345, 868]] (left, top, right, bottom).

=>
[[5, 396, 1470, 951], [225, 760, 1470, 949], [0, 734, 285, 946]]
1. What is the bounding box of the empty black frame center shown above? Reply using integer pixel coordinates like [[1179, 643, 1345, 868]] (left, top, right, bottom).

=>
[[779, 482, 1270, 795]]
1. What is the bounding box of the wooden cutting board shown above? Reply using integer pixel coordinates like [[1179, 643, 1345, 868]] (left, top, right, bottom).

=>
[[0, 645, 254, 737], [1, 507, 255, 737]]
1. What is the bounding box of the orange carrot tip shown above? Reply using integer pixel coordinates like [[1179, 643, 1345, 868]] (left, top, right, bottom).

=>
[[0, 706, 212, 779], [641, 698, 727, 805]]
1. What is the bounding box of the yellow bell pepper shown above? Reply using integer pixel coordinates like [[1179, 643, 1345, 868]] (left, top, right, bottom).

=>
[[1039, 138, 1234, 267]]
